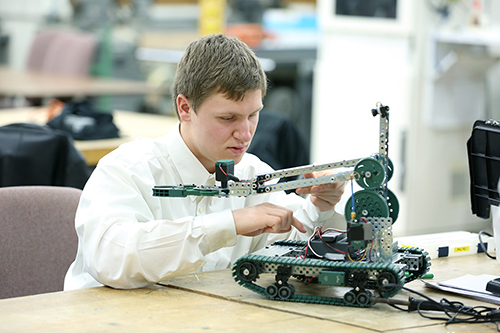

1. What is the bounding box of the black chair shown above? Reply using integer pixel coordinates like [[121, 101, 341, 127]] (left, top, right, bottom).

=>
[[249, 112, 310, 172]]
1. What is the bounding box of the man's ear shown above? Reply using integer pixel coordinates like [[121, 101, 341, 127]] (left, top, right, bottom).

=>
[[177, 94, 192, 122]]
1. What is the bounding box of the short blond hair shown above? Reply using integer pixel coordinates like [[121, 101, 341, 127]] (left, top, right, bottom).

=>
[[172, 34, 267, 117]]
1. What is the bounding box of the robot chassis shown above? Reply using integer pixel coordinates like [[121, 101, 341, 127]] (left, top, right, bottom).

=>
[[153, 103, 431, 308]]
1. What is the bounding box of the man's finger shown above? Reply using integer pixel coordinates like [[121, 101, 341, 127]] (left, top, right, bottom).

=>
[[292, 218, 306, 233]]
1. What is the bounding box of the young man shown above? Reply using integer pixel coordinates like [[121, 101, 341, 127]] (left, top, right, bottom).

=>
[[64, 34, 345, 290]]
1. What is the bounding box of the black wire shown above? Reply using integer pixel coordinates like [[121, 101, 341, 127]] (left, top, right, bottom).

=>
[[218, 164, 240, 182], [382, 283, 500, 331], [479, 230, 496, 260], [226, 174, 240, 182], [386, 302, 407, 312]]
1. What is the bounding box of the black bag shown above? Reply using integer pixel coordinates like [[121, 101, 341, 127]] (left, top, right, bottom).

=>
[[467, 119, 500, 219], [47, 100, 120, 140], [0, 123, 90, 189]]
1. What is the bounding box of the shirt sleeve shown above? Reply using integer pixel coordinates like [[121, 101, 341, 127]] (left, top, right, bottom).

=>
[[76, 157, 238, 289]]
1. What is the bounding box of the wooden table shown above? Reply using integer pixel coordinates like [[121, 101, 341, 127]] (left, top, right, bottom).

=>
[[0, 66, 160, 98], [0, 107, 178, 165], [0, 254, 498, 332]]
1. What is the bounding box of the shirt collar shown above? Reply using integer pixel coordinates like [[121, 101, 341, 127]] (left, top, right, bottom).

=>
[[167, 123, 215, 187]]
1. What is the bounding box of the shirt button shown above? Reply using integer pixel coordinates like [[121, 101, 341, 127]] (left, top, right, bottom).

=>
[[220, 240, 227, 246], [198, 207, 203, 213]]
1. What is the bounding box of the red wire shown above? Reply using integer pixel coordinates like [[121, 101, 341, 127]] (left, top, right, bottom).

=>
[[219, 164, 227, 175], [317, 226, 347, 255], [218, 164, 252, 182]]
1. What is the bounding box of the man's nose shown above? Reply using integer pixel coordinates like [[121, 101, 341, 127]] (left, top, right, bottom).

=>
[[234, 120, 253, 142]]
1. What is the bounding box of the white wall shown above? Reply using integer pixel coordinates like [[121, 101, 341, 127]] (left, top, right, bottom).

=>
[[0, 0, 72, 69], [312, 0, 415, 234], [404, 2, 493, 235], [313, 0, 495, 236], [312, 33, 411, 232]]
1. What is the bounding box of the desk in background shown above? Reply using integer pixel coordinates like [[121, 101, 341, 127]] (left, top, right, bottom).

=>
[[0, 107, 178, 166], [0, 254, 498, 332], [0, 66, 160, 99]]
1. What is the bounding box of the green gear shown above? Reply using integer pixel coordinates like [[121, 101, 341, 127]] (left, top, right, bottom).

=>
[[354, 157, 385, 189], [376, 188, 400, 223], [344, 190, 389, 222]]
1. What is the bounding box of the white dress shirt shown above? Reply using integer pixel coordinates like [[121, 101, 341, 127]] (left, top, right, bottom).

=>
[[64, 124, 346, 290]]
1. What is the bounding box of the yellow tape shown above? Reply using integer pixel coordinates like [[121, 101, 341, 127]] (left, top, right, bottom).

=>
[[454, 246, 470, 253]]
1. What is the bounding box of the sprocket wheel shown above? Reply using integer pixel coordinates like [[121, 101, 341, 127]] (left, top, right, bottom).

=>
[[238, 261, 259, 282], [377, 271, 398, 297]]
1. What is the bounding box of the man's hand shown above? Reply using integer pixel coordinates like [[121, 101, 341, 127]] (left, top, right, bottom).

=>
[[233, 202, 306, 237], [295, 171, 345, 212]]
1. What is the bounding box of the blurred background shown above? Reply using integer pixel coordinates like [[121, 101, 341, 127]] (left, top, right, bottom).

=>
[[0, 0, 499, 236]]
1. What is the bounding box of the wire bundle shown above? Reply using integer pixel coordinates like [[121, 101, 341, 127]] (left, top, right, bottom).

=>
[[300, 225, 373, 262], [382, 284, 500, 331]]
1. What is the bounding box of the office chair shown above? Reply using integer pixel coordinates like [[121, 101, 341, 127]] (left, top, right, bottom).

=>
[[40, 30, 97, 76], [27, 29, 97, 76], [248, 112, 310, 193], [21, 29, 98, 106], [0, 186, 81, 299], [248, 111, 310, 171], [26, 30, 61, 70]]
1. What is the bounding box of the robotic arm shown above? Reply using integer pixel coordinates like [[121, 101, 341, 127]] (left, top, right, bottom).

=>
[[153, 103, 392, 209]]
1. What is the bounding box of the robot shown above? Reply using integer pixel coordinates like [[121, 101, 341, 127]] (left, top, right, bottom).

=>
[[153, 103, 431, 307]]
